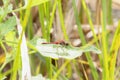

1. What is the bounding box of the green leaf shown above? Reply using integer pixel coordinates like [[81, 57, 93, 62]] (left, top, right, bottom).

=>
[[34, 38, 101, 59], [0, 16, 16, 40], [5, 31, 17, 46]]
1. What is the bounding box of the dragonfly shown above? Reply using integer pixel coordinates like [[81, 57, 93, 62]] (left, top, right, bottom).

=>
[[42, 40, 69, 46]]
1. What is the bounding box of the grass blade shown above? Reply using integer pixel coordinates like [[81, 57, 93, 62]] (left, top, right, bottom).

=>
[[72, 0, 99, 79], [101, 0, 109, 79]]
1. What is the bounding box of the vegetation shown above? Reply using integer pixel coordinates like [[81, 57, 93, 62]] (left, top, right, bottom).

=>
[[0, 0, 120, 80]]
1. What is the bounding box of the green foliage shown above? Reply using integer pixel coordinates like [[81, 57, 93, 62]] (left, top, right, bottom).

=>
[[0, 0, 118, 80], [0, 16, 16, 40]]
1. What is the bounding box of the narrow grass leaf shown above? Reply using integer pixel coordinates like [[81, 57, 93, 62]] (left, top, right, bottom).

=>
[[81, 0, 99, 47], [57, 0, 69, 41], [109, 21, 120, 80], [101, 0, 109, 79]]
